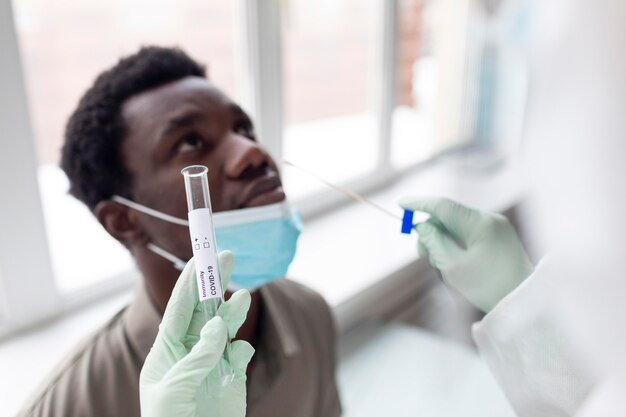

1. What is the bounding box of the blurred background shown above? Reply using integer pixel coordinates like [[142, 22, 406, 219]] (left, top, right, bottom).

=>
[[1, 0, 536, 415]]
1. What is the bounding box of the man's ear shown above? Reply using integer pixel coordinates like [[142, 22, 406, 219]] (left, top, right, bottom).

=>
[[94, 200, 146, 247]]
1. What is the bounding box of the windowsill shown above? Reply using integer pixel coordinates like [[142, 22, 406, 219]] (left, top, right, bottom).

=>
[[0, 151, 525, 416]]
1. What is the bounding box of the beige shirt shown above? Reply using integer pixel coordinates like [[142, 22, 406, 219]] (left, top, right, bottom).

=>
[[17, 279, 341, 417]]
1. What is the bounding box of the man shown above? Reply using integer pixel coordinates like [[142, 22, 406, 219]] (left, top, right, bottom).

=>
[[18, 46, 340, 417]]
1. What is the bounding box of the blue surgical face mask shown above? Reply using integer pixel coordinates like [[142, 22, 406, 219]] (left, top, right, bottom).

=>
[[213, 203, 303, 290], [111, 196, 303, 291]]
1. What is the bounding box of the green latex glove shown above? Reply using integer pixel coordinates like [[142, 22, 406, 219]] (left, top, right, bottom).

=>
[[140, 251, 254, 417], [400, 197, 534, 312]]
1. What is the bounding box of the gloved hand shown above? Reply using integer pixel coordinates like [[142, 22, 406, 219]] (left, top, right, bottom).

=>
[[140, 251, 254, 417], [400, 197, 534, 312]]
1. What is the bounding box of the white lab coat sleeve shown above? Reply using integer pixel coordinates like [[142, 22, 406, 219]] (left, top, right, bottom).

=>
[[472, 259, 595, 417], [574, 378, 626, 417]]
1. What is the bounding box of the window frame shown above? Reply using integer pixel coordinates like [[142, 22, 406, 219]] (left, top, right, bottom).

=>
[[1, 0, 60, 335]]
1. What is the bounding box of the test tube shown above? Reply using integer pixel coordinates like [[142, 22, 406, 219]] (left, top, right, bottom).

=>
[[181, 165, 233, 384]]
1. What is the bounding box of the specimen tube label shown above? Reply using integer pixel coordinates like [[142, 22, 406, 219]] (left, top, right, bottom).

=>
[[188, 208, 223, 301]]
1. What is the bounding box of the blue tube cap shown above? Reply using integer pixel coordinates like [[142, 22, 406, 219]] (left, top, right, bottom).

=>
[[401, 209, 414, 234]]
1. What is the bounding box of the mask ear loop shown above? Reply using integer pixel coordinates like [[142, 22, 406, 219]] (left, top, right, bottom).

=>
[[146, 243, 187, 271], [111, 195, 190, 271], [111, 195, 189, 226]]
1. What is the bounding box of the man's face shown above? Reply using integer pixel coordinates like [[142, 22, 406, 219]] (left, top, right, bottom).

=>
[[119, 76, 285, 259]]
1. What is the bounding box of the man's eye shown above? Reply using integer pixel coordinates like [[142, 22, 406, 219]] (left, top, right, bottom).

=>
[[176, 133, 204, 153], [234, 121, 255, 139]]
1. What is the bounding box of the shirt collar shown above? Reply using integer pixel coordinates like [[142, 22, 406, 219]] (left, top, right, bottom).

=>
[[122, 283, 162, 362], [259, 281, 301, 358], [247, 280, 302, 404]]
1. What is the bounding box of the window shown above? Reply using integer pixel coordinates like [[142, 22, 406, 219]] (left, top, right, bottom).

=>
[[392, 0, 435, 168], [1, 0, 486, 335], [281, 0, 378, 198], [391, 0, 475, 168]]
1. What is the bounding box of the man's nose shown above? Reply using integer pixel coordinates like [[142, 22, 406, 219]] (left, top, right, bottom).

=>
[[223, 133, 270, 179]]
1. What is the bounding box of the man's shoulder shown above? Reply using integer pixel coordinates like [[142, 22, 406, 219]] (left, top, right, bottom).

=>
[[264, 279, 336, 341], [17, 306, 141, 417], [267, 278, 332, 314]]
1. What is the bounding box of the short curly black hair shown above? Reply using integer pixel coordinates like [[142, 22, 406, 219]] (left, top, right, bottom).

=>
[[61, 46, 206, 211]]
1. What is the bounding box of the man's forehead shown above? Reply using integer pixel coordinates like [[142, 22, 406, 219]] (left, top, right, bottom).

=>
[[121, 76, 230, 124]]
